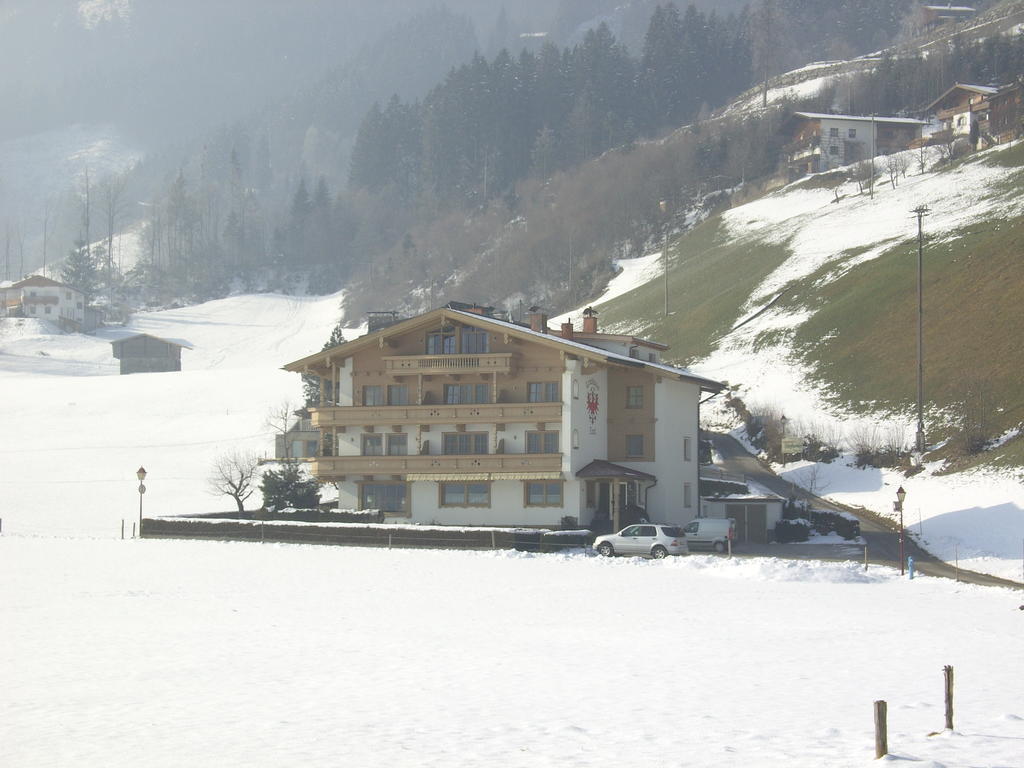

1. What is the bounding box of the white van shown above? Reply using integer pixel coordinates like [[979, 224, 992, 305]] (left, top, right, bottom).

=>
[[683, 518, 735, 552]]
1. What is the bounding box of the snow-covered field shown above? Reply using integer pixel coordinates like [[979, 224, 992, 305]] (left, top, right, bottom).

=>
[[0, 292, 345, 537], [3, 536, 1022, 768]]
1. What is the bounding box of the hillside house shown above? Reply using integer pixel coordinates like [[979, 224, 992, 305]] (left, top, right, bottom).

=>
[[283, 304, 723, 530], [0, 276, 87, 332], [783, 112, 927, 178], [923, 83, 999, 147], [110, 333, 192, 374], [988, 80, 1024, 144], [916, 4, 976, 31]]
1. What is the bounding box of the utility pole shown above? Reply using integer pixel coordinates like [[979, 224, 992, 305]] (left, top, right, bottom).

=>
[[870, 114, 876, 199], [659, 200, 669, 316], [912, 205, 929, 454]]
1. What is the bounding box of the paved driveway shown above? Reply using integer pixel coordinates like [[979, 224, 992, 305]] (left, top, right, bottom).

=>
[[706, 433, 1022, 590]]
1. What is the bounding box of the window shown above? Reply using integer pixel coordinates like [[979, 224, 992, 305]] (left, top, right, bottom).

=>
[[386, 433, 408, 456], [361, 434, 383, 455], [684, 437, 692, 462], [361, 483, 407, 512], [626, 434, 644, 457], [572, 429, 580, 449], [829, 145, 839, 155], [444, 383, 490, 404], [461, 328, 489, 353], [829, 127, 839, 137], [525, 481, 563, 506], [572, 380, 579, 399], [626, 386, 643, 409], [526, 431, 559, 454], [443, 432, 488, 454], [362, 386, 384, 406], [527, 382, 559, 402], [44, 305, 52, 314], [683, 482, 693, 509], [426, 327, 456, 354], [848, 128, 857, 138], [387, 385, 409, 405], [441, 482, 490, 506]]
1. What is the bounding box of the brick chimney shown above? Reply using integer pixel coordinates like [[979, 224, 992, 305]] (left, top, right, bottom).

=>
[[560, 321, 574, 340], [582, 306, 598, 334], [527, 306, 548, 333]]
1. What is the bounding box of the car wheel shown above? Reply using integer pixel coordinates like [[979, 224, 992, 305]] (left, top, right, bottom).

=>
[[597, 541, 615, 557], [713, 541, 726, 553], [651, 545, 668, 559]]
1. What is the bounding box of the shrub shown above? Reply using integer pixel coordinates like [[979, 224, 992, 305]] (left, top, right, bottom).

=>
[[260, 462, 320, 510], [774, 519, 810, 543]]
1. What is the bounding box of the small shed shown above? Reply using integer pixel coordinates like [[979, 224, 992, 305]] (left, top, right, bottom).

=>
[[700, 493, 786, 544], [110, 333, 192, 374]]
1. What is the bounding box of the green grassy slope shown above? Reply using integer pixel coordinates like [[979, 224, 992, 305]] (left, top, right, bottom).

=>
[[597, 218, 793, 367], [596, 147, 1024, 467]]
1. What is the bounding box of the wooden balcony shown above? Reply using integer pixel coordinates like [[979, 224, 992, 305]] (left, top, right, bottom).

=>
[[381, 352, 514, 374], [311, 402, 562, 428], [310, 453, 562, 479]]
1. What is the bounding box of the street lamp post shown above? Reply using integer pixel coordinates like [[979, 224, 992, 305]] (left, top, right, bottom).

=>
[[895, 485, 907, 575], [137, 466, 147, 538]]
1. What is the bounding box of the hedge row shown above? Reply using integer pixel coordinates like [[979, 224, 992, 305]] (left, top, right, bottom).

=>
[[141, 518, 595, 552]]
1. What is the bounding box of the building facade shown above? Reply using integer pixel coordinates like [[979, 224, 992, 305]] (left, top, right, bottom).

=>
[[284, 305, 722, 530], [0, 276, 86, 332], [110, 333, 191, 374], [784, 112, 927, 177]]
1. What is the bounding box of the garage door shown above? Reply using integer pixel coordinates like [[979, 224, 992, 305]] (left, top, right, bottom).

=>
[[725, 503, 769, 544]]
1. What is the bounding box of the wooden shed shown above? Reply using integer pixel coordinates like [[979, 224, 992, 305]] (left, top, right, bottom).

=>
[[110, 333, 192, 374]]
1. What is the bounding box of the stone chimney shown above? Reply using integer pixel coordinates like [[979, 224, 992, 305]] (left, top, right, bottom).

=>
[[560, 321, 574, 341], [582, 306, 598, 334], [527, 306, 548, 333]]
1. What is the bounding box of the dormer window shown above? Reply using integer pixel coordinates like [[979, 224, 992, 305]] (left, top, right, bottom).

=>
[[426, 326, 456, 355]]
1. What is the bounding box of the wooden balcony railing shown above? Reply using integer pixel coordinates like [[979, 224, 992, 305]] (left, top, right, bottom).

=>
[[311, 402, 562, 428], [381, 352, 514, 374], [310, 453, 562, 479]]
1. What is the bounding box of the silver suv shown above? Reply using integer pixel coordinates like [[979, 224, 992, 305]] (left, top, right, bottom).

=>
[[594, 524, 689, 558]]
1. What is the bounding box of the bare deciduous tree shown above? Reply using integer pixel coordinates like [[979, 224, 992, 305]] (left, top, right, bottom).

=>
[[265, 400, 296, 459], [208, 450, 261, 513]]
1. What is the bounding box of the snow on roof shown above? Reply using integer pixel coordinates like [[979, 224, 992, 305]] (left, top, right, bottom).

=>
[[923, 5, 975, 12], [107, 332, 194, 349], [793, 111, 929, 125]]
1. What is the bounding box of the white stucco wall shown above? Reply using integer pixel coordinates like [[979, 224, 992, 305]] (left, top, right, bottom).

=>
[[619, 377, 700, 527]]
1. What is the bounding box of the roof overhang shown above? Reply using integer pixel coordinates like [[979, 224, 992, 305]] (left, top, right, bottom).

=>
[[575, 460, 656, 482]]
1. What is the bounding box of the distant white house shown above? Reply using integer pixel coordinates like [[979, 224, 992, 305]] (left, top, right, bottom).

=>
[[783, 112, 928, 177], [0, 276, 87, 332]]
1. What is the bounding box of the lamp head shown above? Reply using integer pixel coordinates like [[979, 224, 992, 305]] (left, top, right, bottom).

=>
[[136, 466, 147, 482], [896, 486, 906, 505]]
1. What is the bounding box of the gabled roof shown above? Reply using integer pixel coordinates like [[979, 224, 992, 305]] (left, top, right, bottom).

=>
[[283, 306, 724, 392], [108, 332, 194, 350], [11, 275, 74, 290], [923, 83, 1000, 113]]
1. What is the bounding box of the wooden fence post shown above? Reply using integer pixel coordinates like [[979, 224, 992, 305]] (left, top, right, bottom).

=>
[[388, 533, 393, 549], [491, 530, 496, 549], [874, 700, 888, 758], [944, 665, 954, 731], [864, 545, 868, 571], [260, 522, 265, 543], [132, 522, 136, 539], [121, 519, 125, 540]]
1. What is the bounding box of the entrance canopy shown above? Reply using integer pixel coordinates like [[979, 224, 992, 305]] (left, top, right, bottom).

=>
[[575, 460, 656, 482]]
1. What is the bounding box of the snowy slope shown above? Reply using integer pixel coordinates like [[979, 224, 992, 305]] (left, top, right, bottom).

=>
[[0, 292, 347, 537]]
